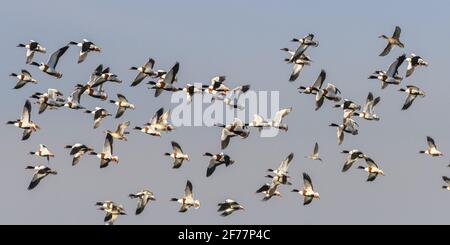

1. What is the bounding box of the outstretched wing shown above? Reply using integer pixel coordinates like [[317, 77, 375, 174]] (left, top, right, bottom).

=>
[[47, 45, 69, 69]]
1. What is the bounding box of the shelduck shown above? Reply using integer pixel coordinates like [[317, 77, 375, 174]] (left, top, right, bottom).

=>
[[204, 152, 235, 177], [25, 165, 57, 190], [109, 94, 135, 118], [30, 144, 54, 162], [217, 199, 244, 216], [105, 121, 130, 141], [68, 39, 101, 63], [357, 157, 385, 182], [17, 40, 46, 64], [164, 141, 190, 169], [291, 172, 320, 205], [84, 107, 111, 129], [419, 136, 443, 157], [406, 54, 428, 77], [130, 58, 157, 87], [129, 189, 156, 215], [10, 70, 37, 89], [30, 45, 69, 78], [7, 100, 40, 140], [64, 143, 94, 166], [379, 26, 404, 56], [170, 180, 200, 212], [399, 85, 425, 110], [89, 133, 119, 168]]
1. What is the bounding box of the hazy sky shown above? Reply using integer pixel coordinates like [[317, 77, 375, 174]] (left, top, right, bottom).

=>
[[1, 0, 450, 224]]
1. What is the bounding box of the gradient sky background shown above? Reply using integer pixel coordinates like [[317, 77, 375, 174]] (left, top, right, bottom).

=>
[[1, 0, 449, 224]]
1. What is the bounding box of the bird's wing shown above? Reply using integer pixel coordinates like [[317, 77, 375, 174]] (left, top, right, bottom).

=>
[[149, 107, 164, 125], [131, 72, 147, 87], [313, 142, 319, 155], [365, 157, 378, 168], [185, 180, 193, 198], [171, 141, 183, 154], [104, 133, 113, 154], [303, 172, 314, 191], [402, 94, 417, 110], [387, 54, 406, 77], [279, 153, 294, 172], [47, 45, 69, 69], [427, 136, 437, 150], [379, 43, 393, 57], [393, 26, 401, 39], [163, 62, 179, 84], [289, 63, 304, 82], [312, 70, 326, 89], [117, 121, 130, 134], [22, 100, 31, 123]]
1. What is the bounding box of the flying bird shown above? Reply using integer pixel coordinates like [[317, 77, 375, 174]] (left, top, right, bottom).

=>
[[406, 54, 428, 77], [170, 180, 200, 212], [109, 94, 135, 118], [130, 58, 157, 87], [369, 54, 406, 89], [291, 172, 320, 205], [64, 143, 94, 166], [306, 142, 322, 162], [96, 201, 126, 225], [17, 40, 46, 64], [270, 107, 292, 131], [217, 199, 244, 217], [25, 165, 57, 190], [298, 69, 325, 94], [280, 48, 312, 82], [354, 92, 381, 121], [89, 133, 119, 168], [7, 100, 40, 140], [84, 107, 112, 129], [68, 39, 101, 63], [399, 85, 425, 110], [341, 149, 366, 172], [419, 136, 443, 157], [164, 141, 190, 169], [105, 121, 130, 141], [30, 45, 69, 78], [379, 26, 404, 56], [10, 70, 38, 89], [148, 62, 179, 97], [215, 118, 250, 149], [204, 152, 235, 177], [29, 144, 54, 162], [357, 157, 385, 182], [129, 189, 156, 215]]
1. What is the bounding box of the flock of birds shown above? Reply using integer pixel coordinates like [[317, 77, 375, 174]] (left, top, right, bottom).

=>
[[6, 26, 449, 225]]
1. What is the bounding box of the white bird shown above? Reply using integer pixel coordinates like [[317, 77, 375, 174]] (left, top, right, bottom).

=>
[[280, 48, 312, 82], [306, 142, 322, 162], [96, 201, 126, 225], [291, 172, 320, 205], [217, 199, 244, 217], [298, 69, 325, 94], [267, 152, 294, 184], [109, 94, 135, 118], [105, 121, 130, 141], [90, 66, 123, 88], [170, 180, 201, 212], [6, 100, 40, 140], [29, 144, 54, 162], [84, 107, 112, 129], [341, 150, 366, 172], [215, 118, 250, 149], [89, 134, 119, 168], [368, 54, 406, 89], [406, 54, 428, 77], [64, 143, 94, 166], [357, 157, 385, 182], [25, 165, 57, 190], [419, 136, 443, 157], [10, 70, 38, 89], [178, 84, 202, 103], [68, 39, 101, 63], [256, 181, 282, 201], [147, 62, 179, 97], [129, 189, 156, 215], [64, 86, 86, 110], [221, 84, 251, 110], [164, 141, 190, 169], [204, 152, 235, 177], [399, 85, 425, 110], [30, 88, 65, 114], [270, 107, 292, 131], [354, 92, 381, 121], [130, 58, 157, 87], [247, 114, 271, 132], [30, 45, 69, 78], [17, 40, 46, 64], [334, 100, 361, 118], [289, 33, 318, 63]]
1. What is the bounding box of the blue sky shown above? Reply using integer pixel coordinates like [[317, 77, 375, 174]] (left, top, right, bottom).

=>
[[1, 0, 449, 224]]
